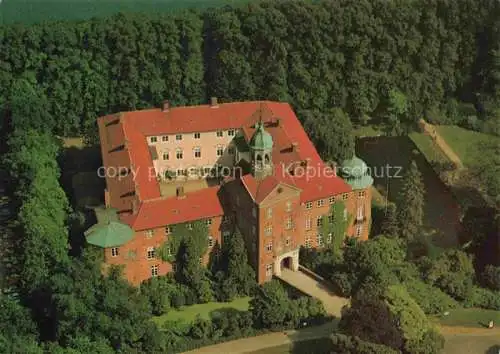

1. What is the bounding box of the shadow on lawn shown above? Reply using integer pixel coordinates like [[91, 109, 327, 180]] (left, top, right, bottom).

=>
[[485, 345, 500, 354]]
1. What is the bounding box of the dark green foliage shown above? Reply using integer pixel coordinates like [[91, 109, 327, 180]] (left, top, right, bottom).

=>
[[405, 328, 445, 354], [380, 203, 399, 238], [397, 161, 424, 241], [466, 286, 500, 310], [404, 279, 459, 315], [212, 228, 256, 301], [329, 333, 399, 354], [140, 276, 177, 315], [481, 265, 500, 291], [0, 0, 499, 138], [300, 108, 354, 163], [420, 250, 475, 302]]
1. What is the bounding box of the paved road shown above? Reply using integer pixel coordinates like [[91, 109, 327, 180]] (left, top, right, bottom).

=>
[[277, 268, 349, 318]]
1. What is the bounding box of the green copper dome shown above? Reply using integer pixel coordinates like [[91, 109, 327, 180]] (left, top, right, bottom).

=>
[[84, 207, 134, 248], [340, 155, 373, 190], [249, 121, 273, 151]]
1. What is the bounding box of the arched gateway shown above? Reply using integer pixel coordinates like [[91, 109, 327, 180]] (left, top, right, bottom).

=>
[[274, 249, 299, 276]]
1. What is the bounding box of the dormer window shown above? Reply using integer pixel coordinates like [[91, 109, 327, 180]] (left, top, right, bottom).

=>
[[162, 136, 168, 142], [150, 136, 157, 143], [216, 130, 223, 137], [176, 134, 182, 141], [194, 132, 201, 139], [228, 129, 235, 136]]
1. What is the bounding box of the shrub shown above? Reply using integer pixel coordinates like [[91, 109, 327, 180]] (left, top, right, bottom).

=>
[[190, 317, 212, 339], [481, 265, 500, 291], [405, 328, 445, 354], [404, 279, 459, 315], [466, 287, 500, 310], [329, 334, 399, 354]]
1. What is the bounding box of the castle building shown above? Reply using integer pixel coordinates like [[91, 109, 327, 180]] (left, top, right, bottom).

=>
[[87, 99, 373, 285]]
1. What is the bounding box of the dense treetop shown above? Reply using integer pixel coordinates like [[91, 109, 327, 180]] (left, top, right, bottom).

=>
[[0, 0, 499, 140]]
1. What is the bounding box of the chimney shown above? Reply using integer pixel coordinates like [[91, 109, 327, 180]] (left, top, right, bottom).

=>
[[210, 97, 218, 107], [162, 100, 170, 112], [176, 186, 185, 199], [291, 142, 299, 152]]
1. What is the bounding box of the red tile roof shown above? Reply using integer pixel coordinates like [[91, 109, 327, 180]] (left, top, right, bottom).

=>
[[99, 100, 351, 230], [121, 186, 224, 231]]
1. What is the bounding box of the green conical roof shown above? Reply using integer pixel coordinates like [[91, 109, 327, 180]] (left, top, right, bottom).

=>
[[249, 121, 273, 150], [340, 155, 373, 190], [341, 155, 368, 177], [84, 207, 134, 248]]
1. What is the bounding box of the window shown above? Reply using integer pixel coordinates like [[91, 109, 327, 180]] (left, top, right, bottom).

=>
[[357, 206, 364, 220], [265, 225, 273, 236], [176, 148, 183, 159], [329, 196, 335, 204], [163, 151, 169, 160], [267, 208, 273, 219], [342, 193, 348, 201], [204, 167, 211, 176], [327, 232, 333, 244], [316, 216, 323, 227], [328, 214, 334, 224], [216, 130, 223, 137], [205, 218, 213, 225], [286, 216, 293, 230], [305, 202, 312, 210], [199, 257, 203, 265], [356, 224, 363, 238], [222, 231, 230, 243], [317, 199, 325, 207], [171, 263, 177, 272], [208, 236, 214, 247], [162, 135, 168, 142], [187, 223, 193, 230], [151, 264, 159, 277], [286, 201, 292, 212], [266, 242, 273, 252], [285, 238, 291, 246], [344, 209, 348, 221], [150, 136, 157, 143], [228, 146, 235, 155], [305, 217, 312, 230], [166, 245, 172, 256], [305, 237, 312, 248], [145, 230, 154, 238], [194, 132, 201, 139], [217, 145, 224, 157], [266, 264, 273, 277], [176, 169, 183, 176], [358, 191, 366, 198], [176, 134, 182, 141], [194, 147, 201, 158], [147, 247, 156, 260], [228, 129, 235, 136], [111, 247, 119, 257], [317, 233, 324, 247]]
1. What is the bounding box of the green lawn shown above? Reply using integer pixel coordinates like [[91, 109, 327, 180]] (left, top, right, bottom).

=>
[[434, 308, 500, 328], [353, 125, 385, 137], [153, 296, 251, 325], [435, 125, 500, 167], [409, 132, 450, 166]]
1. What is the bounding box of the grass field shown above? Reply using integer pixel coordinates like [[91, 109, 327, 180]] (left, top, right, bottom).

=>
[[153, 296, 251, 325], [435, 308, 500, 328], [409, 132, 450, 166], [435, 126, 499, 167], [0, 0, 251, 25]]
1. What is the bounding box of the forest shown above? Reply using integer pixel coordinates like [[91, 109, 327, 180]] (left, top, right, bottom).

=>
[[0, 0, 499, 142], [1, 0, 500, 353]]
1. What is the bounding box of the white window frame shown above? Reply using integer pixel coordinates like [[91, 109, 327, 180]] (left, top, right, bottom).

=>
[[222, 230, 230, 243], [285, 238, 291, 246], [305, 202, 312, 210], [216, 130, 223, 138], [342, 193, 348, 201], [265, 225, 272, 236], [216, 145, 224, 157], [228, 129, 235, 136], [205, 218, 213, 226], [356, 224, 363, 238], [267, 208, 273, 219], [151, 264, 159, 277], [305, 217, 312, 230], [305, 237, 312, 249], [145, 229, 154, 238], [286, 216, 293, 230], [194, 147, 201, 158], [358, 191, 366, 198], [317, 199, 324, 207], [266, 264, 273, 276], [176, 148, 183, 159], [163, 151, 169, 160], [111, 247, 119, 257], [266, 242, 273, 252], [329, 196, 335, 204], [208, 236, 214, 247], [150, 136, 157, 143], [194, 132, 201, 139], [286, 201, 292, 212], [176, 134, 182, 141], [147, 247, 156, 260], [317, 233, 324, 247]]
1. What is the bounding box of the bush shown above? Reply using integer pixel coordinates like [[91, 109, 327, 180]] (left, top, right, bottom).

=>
[[404, 280, 459, 315], [329, 334, 399, 354], [330, 271, 354, 297], [190, 317, 212, 340], [140, 277, 175, 315], [481, 265, 500, 291], [405, 328, 445, 354], [466, 287, 500, 310]]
